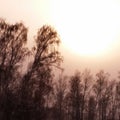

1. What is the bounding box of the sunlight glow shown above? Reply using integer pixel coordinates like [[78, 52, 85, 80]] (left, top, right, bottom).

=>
[[50, 0, 120, 56]]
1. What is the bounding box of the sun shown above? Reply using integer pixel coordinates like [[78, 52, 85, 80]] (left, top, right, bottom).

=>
[[62, 39, 112, 56], [58, 30, 114, 57], [50, 0, 120, 57]]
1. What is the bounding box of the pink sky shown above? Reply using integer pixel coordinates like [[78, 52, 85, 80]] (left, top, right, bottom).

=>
[[1, 0, 120, 79]]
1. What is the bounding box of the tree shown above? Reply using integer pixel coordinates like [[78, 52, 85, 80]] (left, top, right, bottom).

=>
[[88, 96, 96, 120], [0, 19, 63, 120], [93, 70, 110, 120], [53, 74, 67, 120], [115, 81, 120, 120], [109, 80, 120, 120], [81, 69, 92, 120], [0, 18, 28, 89], [68, 71, 82, 120], [19, 25, 62, 120], [0, 19, 29, 120]]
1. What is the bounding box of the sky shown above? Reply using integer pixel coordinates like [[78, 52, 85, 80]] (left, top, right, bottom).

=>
[[1, 0, 120, 79]]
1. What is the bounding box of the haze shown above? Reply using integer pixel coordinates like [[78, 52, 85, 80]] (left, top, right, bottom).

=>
[[1, 0, 120, 78]]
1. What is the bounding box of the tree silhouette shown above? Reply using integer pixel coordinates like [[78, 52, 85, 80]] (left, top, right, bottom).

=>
[[0, 19, 62, 120], [93, 70, 111, 120], [53, 74, 67, 120], [19, 25, 62, 120], [0, 18, 29, 120], [109, 80, 120, 120], [68, 71, 82, 120], [81, 69, 92, 120], [88, 96, 96, 120]]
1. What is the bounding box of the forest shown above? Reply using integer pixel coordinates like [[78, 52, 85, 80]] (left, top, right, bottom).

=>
[[0, 19, 120, 120]]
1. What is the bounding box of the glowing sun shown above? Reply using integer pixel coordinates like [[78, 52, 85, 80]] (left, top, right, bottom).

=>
[[50, 0, 120, 56]]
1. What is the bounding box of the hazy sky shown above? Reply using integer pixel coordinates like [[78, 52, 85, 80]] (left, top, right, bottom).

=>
[[1, 0, 120, 79]]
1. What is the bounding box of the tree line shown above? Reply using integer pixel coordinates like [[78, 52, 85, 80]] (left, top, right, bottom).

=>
[[0, 19, 120, 120], [54, 70, 120, 120]]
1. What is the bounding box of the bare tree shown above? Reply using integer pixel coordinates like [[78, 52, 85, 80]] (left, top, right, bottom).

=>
[[53, 74, 67, 120], [0, 19, 63, 120], [93, 70, 110, 120], [19, 25, 63, 120], [109, 80, 120, 120], [81, 69, 92, 120], [0, 18, 29, 120], [68, 71, 82, 120]]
